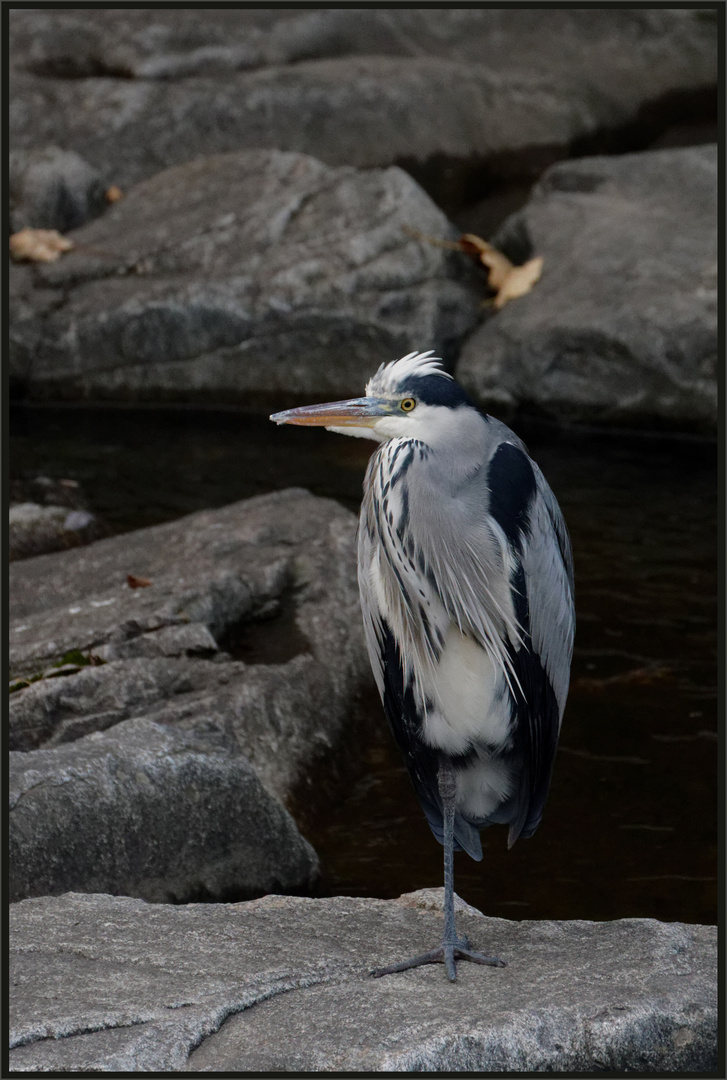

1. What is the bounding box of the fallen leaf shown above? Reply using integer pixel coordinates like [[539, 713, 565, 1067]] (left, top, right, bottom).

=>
[[9, 228, 74, 263], [403, 225, 543, 309], [105, 185, 124, 203], [458, 233, 514, 289], [492, 256, 544, 310], [127, 573, 152, 589]]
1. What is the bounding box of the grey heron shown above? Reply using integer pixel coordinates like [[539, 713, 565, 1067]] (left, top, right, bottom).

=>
[[271, 350, 575, 981]]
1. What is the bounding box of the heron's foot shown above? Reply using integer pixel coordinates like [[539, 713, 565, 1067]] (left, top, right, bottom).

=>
[[371, 941, 507, 982]]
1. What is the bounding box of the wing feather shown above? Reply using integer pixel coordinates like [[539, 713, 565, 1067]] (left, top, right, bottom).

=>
[[484, 442, 575, 844]]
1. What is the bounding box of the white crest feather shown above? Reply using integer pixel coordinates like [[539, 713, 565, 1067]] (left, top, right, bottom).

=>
[[366, 350, 452, 397]]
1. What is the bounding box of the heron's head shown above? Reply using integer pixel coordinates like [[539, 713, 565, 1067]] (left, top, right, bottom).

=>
[[270, 351, 477, 444]]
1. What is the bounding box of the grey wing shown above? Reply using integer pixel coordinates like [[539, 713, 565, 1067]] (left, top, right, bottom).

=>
[[522, 463, 575, 723], [504, 461, 574, 844], [473, 440, 575, 844]]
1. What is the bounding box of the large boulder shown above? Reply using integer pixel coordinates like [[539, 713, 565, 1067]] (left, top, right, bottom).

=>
[[8, 10, 716, 188], [8, 488, 373, 809], [9, 150, 481, 404], [9, 717, 319, 904], [8, 889, 717, 1072], [456, 145, 718, 431]]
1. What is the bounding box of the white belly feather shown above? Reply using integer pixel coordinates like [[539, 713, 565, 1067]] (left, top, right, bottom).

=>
[[421, 625, 514, 822], [421, 626, 510, 754]]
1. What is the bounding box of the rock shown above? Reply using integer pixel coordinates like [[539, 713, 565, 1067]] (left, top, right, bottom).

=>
[[9, 149, 481, 404], [8, 11, 716, 189], [456, 145, 718, 431], [8, 889, 717, 1071], [10, 473, 90, 510], [9, 476, 105, 563], [8, 489, 373, 809], [9, 717, 318, 905], [9, 146, 108, 233], [9, 500, 102, 561]]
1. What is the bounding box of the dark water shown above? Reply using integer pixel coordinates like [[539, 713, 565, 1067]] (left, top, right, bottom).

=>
[[9, 404, 719, 925]]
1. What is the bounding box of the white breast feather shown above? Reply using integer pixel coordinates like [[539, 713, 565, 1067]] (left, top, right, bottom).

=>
[[421, 627, 511, 756]]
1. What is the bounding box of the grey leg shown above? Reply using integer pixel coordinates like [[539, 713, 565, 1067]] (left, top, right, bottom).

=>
[[370, 757, 507, 981]]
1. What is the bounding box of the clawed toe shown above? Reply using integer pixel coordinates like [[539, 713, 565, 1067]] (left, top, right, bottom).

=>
[[454, 946, 507, 968], [371, 942, 506, 981]]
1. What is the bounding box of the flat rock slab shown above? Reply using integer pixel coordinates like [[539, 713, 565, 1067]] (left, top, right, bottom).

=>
[[457, 145, 718, 431], [9, 717, 319, 904], [8, 10, 716, 187], [10, 149, 480, 403], [9, 889, 717, 1072]]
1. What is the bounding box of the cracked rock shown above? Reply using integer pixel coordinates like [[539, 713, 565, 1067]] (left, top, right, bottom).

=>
[[8, 889, 717, 1072], [457, 145, 718, 431], [8, 10, 716, 188], [9, 716, 319, 904], [8, 489, 372, 904], [8, 149, 481, 405], [9, 488, 373, 809]]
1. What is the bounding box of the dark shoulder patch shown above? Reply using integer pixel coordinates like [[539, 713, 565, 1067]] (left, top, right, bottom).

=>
[[487, 442, 537, 551]]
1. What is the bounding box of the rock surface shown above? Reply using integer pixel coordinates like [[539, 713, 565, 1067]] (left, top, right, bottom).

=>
[[8, 488, 372, 810], [9, 146, 109, 233], [9, 501, 102, 561], [9, 717, 319, 905], [9, 475, 104, 561], [8, 889, 717, 1072], [9, 149, 480, 404], [8, 10, 716, 188], [457, 145, 718, 431]]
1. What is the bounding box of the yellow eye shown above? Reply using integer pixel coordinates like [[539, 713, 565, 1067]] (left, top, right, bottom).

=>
[[400, 398, 416, 412]]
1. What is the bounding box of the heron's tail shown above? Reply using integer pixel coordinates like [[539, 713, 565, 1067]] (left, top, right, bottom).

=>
[[455, 815, 483, 861], [422, 801, 483, 861]]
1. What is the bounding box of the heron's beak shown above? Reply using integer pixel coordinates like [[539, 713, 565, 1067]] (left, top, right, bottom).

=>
[[270, 397, 392, 428]]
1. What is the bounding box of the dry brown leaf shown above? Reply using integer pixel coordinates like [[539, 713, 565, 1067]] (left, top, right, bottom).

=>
[[127, 573, 152, 589], [492, 256, 544, 310], [459, 233, 514, 289], [403, 225, 542, 308], [105, 185, 124, 203], [9, 228, 74, 263]]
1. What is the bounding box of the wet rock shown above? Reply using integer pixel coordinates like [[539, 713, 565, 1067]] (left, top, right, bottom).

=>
[[9, 476, 107, 561], [9, 146, 108, 233], [9, 502, 101, 562], [457, 145, 718, 431], [10, 473, 90, 510], [8, 889, 717, 1072], [9, 149, 480, 404], [8, 488, 373, 807], [8, 11, 716, 188], [9, 717, 319, 904]]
